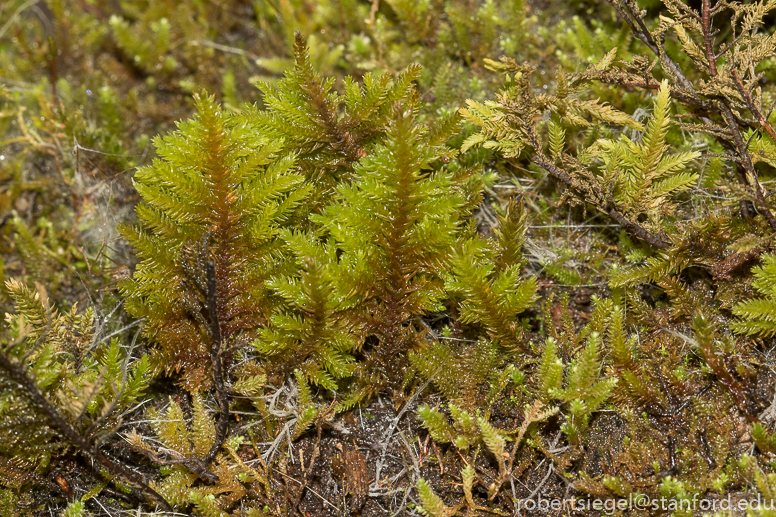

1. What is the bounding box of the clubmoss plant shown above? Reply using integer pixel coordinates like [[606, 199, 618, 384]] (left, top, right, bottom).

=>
[[305, 102, 469, 397], [119, 92, 310, 389], [2, 0, 776, 514]]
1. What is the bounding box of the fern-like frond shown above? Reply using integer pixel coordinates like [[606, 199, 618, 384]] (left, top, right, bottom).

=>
[[732, 254, 776, 336]]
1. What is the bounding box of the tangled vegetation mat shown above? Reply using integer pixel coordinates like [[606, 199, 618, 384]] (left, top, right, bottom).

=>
[[1, 0, 776, 515]]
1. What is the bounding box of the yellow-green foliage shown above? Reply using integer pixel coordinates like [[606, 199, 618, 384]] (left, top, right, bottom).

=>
[[416, 478, 457, 517], [120, 92, 310, 389], [592, 80, 700, 228], [302, 102, 471, 394], [446, 198, 537, 351], [247, 34, 424, 199], [254, 232, 360, 390], [551, 332, 617, 446], [3, 0, 776, 514], [732, 254, 776, 336], [411, 338, 518, 412], [128, 397, 264, 512], [461, 61, 701, 245], [61, 500, 90, 517], [0, 279, 151, 491]]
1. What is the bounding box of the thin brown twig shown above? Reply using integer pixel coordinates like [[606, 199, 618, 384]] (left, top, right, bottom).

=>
[[125, 441, 220, 483], [0, 352, 171, 512], [530, 152, 672, 250], [719, 103, 776, 231], [731, 67, 776, 145], [714, 31, 745, 59], [701, 0, 718, 76]]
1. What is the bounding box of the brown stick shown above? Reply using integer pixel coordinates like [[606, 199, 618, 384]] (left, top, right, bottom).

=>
[[731, 67, 776, 145], [0, 353, 171, 512], [530, 153, 672, 250], [718, 103, 776, 231], [607, 1, 697, 95], [126, 441, 220, 483], [701, 0, 718, 76]]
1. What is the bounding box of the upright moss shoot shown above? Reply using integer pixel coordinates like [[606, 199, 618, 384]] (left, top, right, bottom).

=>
[[120, 93, 310, 389]]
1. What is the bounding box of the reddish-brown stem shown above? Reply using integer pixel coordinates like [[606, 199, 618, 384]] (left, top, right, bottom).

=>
[[731, 67, 776, 145], [204, 258, 230, 465], [530, 153, 672, 250], [0, 352, 171, 512], [734, 163, 753, 220], [699, 339, 757, 422], [126, 441, 220, 483], [702, 0, 718, 76], [719, 103, 776, 231]]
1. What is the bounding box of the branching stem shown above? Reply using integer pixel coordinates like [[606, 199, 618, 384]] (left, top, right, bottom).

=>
[[530, 152, 672, 249], [0, 352, 172, 512], [718, 103, 776, 230], [702, 0, 718, 76], [606, 0, 776, 230], [731, 67, 776, 145]]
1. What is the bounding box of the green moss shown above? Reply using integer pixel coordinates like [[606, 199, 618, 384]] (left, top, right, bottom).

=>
[[1, 0, 776, 514]]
